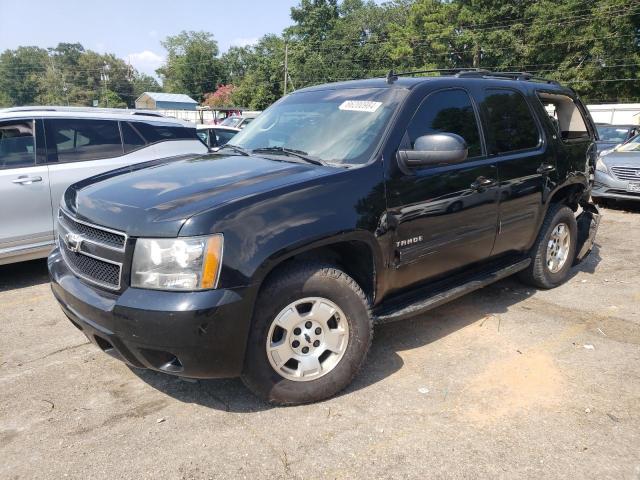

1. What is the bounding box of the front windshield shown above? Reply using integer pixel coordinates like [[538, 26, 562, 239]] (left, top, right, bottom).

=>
[[228, 87, 405, 165], [597, 126, 632, 142], [221, 117, 242, 127], [616, 134, 640, 153]]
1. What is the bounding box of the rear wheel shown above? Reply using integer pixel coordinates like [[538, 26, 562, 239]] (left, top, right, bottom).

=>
[[518, 204, 578, 289], [241, 262, 372, 405]]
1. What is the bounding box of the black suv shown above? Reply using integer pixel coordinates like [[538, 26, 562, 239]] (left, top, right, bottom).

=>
[[49, 71, 600, 405]]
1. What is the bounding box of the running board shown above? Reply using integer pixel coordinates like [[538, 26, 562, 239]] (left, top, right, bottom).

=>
[[373, 258, 531, 324]]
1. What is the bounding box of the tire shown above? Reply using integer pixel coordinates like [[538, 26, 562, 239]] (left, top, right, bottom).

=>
[[241, 261, 372, 405], [518, 203, 578, 289]]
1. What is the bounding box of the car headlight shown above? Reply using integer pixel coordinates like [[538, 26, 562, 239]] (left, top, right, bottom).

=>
[[595, 158, 608, 174], [131, 235, 223, 290]]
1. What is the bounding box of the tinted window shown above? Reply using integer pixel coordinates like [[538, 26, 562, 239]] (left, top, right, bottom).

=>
[[47, 119, 122, 162], [214, 129, 237, 145], [131, 122, 197, 143], [121, 122, 147, 153], [407, 89, 482, 158], [482, 89, 539, 154], [0, 121, 35, 169], [596, 126, 631, 142], [197, 130, 209, 145]]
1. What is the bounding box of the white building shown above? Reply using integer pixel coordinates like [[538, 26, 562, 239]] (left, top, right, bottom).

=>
[[587, 103, 640, 125]]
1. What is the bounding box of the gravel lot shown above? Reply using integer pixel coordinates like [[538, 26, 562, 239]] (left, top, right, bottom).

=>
[[1, 204, 639, 480]]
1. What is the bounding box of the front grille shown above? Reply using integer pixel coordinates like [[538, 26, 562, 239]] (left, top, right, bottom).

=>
[[60, 241, 121, 288], [57, 209, 126, 290], [610, 166, 640, 182], [60, 210, 126, 250]]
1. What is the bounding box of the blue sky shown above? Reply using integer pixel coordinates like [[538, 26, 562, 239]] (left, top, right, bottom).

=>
[[0, 0, 302, 77]]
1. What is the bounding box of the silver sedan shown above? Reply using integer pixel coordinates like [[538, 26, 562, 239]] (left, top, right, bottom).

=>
[[592, 133, 640, 203]]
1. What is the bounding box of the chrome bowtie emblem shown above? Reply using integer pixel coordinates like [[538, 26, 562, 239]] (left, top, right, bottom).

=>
[[64, 232, 83, 253]]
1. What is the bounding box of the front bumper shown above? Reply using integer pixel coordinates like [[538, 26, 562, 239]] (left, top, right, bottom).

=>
[[48, 248, 255, 378], [592, 171, 640, 202]]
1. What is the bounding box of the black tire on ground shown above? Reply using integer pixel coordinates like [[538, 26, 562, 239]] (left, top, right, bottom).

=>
[[518, 203, 578, 289], [593, 197, 610, 208], [241, 262, 372, 405]]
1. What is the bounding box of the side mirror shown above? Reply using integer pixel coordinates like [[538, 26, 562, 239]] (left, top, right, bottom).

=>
[[397, 133, 468, 169]]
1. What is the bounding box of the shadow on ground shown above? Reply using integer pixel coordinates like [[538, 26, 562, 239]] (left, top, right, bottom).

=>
[[0, 259, 49, 292], [131, 252, 600, 412]]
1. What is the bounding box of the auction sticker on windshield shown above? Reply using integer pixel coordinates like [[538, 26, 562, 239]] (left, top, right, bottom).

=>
[[339, 100, 382, 113]]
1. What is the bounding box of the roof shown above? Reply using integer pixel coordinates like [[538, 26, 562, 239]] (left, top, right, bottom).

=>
[[196, 125, 241, 131], [295, 71, 572, 95], [139, 92, 198, 104], [0, 107, 194, 126]]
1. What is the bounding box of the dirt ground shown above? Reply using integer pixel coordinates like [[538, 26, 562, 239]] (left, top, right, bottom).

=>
[[1, 203, 640, 480]]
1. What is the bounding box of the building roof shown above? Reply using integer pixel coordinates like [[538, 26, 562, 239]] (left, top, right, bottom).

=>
[[139, 92, 198, 104]]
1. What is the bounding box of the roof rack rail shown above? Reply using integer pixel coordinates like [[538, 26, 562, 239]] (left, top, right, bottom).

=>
[[386, 68, 483, 84], [0, 106, 169, 116], [385, 68, 559, 85], [474, 71, 560, 85]]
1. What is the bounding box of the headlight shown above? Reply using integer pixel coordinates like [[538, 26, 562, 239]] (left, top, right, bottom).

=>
[[131, 235, 223, 290], [595, 158, 608, 174]]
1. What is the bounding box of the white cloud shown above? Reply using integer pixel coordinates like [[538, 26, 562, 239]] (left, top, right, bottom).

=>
[[229, 37, 259, 48], [127, 50, 165, 77]]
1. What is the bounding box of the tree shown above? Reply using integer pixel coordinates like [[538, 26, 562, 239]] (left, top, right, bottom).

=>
[[202, 84, 236, 108], [0, 46, 48, 106], [131, 72, 161, 99], [156, 31, 224, 101]]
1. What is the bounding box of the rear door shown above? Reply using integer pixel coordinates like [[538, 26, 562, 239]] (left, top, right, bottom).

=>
[[0, 118, 54, 262], [44, 118, 131, 214], [475, 87, 551, 255]]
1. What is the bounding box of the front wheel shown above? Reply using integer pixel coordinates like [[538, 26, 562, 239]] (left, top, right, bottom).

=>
[[518, 204, 578, 289], [241, 262, 372, 405]]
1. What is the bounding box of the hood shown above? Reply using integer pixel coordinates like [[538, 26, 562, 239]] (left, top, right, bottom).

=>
[[66, 154, 334, 237], [599, 151, 640, 168], [595, 140, 619, 151]]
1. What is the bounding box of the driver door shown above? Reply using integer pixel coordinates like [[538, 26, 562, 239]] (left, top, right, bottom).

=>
[[386, 88, 500, 291]]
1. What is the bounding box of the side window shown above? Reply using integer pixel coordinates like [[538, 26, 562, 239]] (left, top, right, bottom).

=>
[[215, 129, 237, 145], [538, 92, 589, 142], [121, 122, 147, 153], [0, 120, 36, 169], [481, 89, 540, 154], [131, 122, 198, 144], [407, 89, 482, 158], [46, 119, 123, 162], [196, 130, 210, 146]]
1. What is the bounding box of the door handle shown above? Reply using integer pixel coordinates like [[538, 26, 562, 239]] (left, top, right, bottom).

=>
[[537, 163, 555, 174], [470, 176, 496, 191], [12, 175, 42, 185]]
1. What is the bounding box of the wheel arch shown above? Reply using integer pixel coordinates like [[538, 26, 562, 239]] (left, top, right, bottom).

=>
[[251, 231, 383, 305]]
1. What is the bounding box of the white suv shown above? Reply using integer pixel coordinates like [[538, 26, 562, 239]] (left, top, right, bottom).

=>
[[0, 107, 208, 265]]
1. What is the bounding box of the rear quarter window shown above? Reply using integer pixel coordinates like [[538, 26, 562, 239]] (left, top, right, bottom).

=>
[[132, 122, 198, 144]]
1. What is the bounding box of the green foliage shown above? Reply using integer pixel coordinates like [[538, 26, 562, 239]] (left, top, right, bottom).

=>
[[0, 1, 638, 108], [156, 31, 224, 102], [0, 47, 48, 106], [0, 42, 147, 107]]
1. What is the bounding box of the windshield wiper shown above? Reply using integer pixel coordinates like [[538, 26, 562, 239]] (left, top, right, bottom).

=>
[[216, 144, 249, 156], [252, 146, 326, 166]]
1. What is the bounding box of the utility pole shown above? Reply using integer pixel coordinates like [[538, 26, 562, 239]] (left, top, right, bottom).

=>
[[283, 42, 289, 96], [101, 62, 110, 107]]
